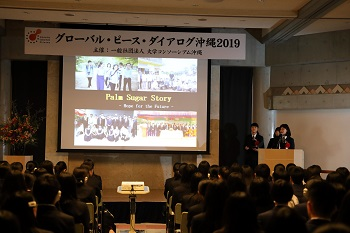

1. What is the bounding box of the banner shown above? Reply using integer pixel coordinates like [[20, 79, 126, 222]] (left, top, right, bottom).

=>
[[25, 27, 246, 60]]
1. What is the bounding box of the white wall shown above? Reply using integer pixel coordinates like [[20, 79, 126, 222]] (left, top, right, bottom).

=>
[[276, 109, 350, 170]]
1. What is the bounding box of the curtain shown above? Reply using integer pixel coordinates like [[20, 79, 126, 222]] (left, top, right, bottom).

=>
[[219, 66, 253, 167]]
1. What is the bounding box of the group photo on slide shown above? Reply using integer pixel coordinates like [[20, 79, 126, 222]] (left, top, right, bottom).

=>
[[74, 56, 198, 93], [74, 109, 197, 147]]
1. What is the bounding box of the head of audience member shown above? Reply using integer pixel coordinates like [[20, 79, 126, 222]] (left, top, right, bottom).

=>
[[255, 163, 271, 181], [10, 162, 23, 172], [33, 167, 48, 178], [230, 163, 243, 174], [290, 166, 305, 185], [314, 223, 350, 233], [265, 206, 307, 233], [190, 172, 204, 193], [304, 165, 322, 183], [177, 162, 188, 179], [54, 161, 67, 175], [241, 164, 254, 188], [40, 160, 54, 175], [273, 163, 286, 173], [0, 210, 21, 233], [57, 172, 78, 201], [0, 160, 10, 166], [336, 167, 350, 184], [249, 176, 274, 213], [83, 158, 96, 174], [0, 164, 11, 191], [73, 167, 88, 186], [305, 180, 337, 219], [272, 169, 290, 183], [286, 163, 296, 175], [198, 160, 210, 178], [172, 162, 181, 180], [218, 166, 230, 181], [2, 191, 38, 233], [203, 180, 230, 230], [33, 173, 61, 205], [209, 165, 220, 180], [24, 172, 36, 192], [327, 171, 344, 185], [181, 163, 197, 183], [0, 170, 27, 208], [221, 191, 259, 233], [271, 179, 294, 205], [227, 172, 246, 194], [279, 124, 291, 136], [25, 160, 38, 174]]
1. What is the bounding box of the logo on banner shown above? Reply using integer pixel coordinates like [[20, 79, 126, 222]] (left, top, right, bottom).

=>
[[26, 29, 51, 44]]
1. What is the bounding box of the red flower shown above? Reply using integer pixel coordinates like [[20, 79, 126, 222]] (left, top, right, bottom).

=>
[[285, 142, 290, 149], [255, 140, 260, 146]]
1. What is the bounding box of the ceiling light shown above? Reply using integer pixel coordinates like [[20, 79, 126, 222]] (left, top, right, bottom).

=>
[[64, 13, 75, 17], [198, 18, 207, 21], [192, 4, 199, 7]]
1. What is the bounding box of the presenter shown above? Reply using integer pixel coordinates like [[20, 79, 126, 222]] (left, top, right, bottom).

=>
[[244, 123, 264, 170], [267, 127, 280, 148], [277, 124, 295, 149]]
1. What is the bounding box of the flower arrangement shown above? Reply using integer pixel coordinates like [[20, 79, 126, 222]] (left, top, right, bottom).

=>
[[0, 102, 44, 155]]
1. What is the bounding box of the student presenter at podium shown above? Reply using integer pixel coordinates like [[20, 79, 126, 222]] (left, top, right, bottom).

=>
[[244, 123, 264, 170], [276, 124, 295, 149]]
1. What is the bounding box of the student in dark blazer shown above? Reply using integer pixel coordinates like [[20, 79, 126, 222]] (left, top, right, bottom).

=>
[[32, 174, 75, 233], [244, 123, 264, 170], [276, 124, 295, 149]]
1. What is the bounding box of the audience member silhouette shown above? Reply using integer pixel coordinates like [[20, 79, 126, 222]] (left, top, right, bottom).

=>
[[54, 161, 67, 176], [198, 160, 210, 179], [214, 191, 259, 233], [181, 171, 204, 212], [2, 190, 53, 233], [40, 160, 54, 175], [57, 172, 90, 233], [257, 179, 294, 231], [10, 161, 24, 172], [314, 223, 350, 233], [73, 167, 96, 208], [191, 180, 229, 233], [164, 162, 181, 199], [249, 176, 274, 215], [305, 180, 337, 233], [227, 172, 246, 194], [33, 173, 75, 233], [265, 206, 307, 233], [290, 166, 307, 203], [25, 161, 38, 174]]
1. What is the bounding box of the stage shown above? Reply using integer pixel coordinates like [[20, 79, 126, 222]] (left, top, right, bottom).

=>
[[103, 188, 167, 224]]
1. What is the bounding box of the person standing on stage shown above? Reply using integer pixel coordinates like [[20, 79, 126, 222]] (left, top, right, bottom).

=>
[[267, 127, 281, 149], [244, 123, 264, 170], [277, 124, 295, 149]]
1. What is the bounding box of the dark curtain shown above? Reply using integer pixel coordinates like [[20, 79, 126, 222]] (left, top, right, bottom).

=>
[[219, 66, 253, 167], [11, 60, 47, 163]]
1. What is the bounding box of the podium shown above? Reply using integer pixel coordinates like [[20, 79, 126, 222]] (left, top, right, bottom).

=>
[[258, 149, 304, 173], [117, 185, 150, 233]]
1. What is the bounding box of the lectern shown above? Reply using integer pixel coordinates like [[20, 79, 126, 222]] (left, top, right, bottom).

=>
[[258, 149, 304, 173], [117, 184, 150, 233]]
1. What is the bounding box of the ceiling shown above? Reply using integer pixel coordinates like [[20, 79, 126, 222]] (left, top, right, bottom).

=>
[[0, 0, 350, 43]]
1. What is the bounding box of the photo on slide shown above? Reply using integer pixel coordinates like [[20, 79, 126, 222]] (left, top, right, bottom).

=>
[[74, 109, 197, 148], [75, 56, 197, 92]]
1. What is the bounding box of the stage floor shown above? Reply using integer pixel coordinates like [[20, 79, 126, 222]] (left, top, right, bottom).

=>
[[103, 188, 166, 203]]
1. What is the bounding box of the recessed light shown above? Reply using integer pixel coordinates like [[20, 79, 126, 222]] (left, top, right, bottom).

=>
[[184, 22, 190, 25], [23, 11, 30, 14], [198, 18, 207, 21], [192, 4, 199, 7], [64, 13, 75, 17]]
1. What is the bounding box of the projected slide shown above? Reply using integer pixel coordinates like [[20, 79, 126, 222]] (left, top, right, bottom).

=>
[[60, 56, 209, 153]]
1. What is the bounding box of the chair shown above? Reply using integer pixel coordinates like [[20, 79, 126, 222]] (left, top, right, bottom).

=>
[[174, 203, 182, 232], [74, 223, 84, 233], [180, 212, 188, 233], [86, 202, 95, 233], [167, 196, 175, 232]]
